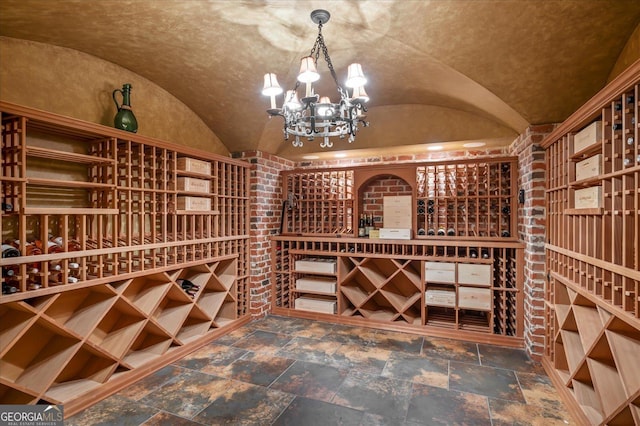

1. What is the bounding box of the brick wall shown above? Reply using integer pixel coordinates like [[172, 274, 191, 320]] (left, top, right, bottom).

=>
[[233, 151, 294, 318], [509, 124, 556, 359]]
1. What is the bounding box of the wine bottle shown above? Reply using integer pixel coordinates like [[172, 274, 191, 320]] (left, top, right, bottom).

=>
[[501, 230, 511, 238], [469, 249, 478, 258], [447, 227, 456, 236], [614, 102, 622, 111], [437, 227, 445, 236], [358, 214, 365, 237], [427, 228, 435, 236], [612, 123, 622, 131], [481, 249, 490, 259], [628, 136, 634, 145], [365, 214, 372, 237], [417, 228, 426, 236], [1, 201, 12, 212], [2, 244, 20, 258], [627, 95, 635, 104]]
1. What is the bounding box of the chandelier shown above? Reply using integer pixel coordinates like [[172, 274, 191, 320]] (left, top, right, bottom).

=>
[[262, 9, 370, 148]]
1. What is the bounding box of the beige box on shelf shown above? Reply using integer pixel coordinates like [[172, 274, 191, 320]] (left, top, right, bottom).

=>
[[425, 286, 456, 307], [458, 263, 492, 286], [177, 157, 212, 176], [294, 258, 337, 274], [177, 177, 211, 194], [425, 261, 456, 284], [295, 277, 337, 294], [369, 229, 380, 239], [458, 286, 491, 311], [573, 121, 602, 154], [379, 228, 412, 240], [574, 186, 602, 209], [177, 196, 211, 211], [575, 154, 602, 182], [383, 195, 412, 229], [294, 297, 337, 314]]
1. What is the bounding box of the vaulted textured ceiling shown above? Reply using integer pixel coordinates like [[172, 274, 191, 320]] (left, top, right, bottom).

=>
[[1, 0, 639, 160]]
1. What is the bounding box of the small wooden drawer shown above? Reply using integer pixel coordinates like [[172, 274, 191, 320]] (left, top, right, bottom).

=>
[[294, 297, 336, 314], [295, 258, 337, 274], [574, 186, 602, 209], [296, 277, 337, 294], [573, 121, 601, 154], [177, 177, 211, 194], [177, 157, 212, 176], [458, 286, 491, 311], [575, 154, 602, 182], [458, 263, 492, 286], [425, 286, 456, 307], [425, 261, 456, 284], [177, 196, 211, 211]]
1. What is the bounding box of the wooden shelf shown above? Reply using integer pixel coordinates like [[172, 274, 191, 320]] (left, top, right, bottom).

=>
[[1, 102, 250, 415]]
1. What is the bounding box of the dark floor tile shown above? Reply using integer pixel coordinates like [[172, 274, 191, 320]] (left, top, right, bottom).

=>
[[225, 352, 295, 386], [332, 370, 412, 421], [141, 411, 203, 425], [516, 372, 570, 413], [277, 336, 341, 364], [270, 360, 349, 402], [324, 324, 378, 346], [251, 315, 316, 335], [369, 330, 424, 353], [330, 342, 391, 374], [421, 336, 479, 364], [193, 380, 294, 425], [214, 324, 259, 346], [290, 319, 336, 339], [489, 398, 573, 425], [449, 361, 525, 402], [66, 394, 158, 426], [381, 351, 449, 388], [406, 383, 491, 425], [174, 342, 247, 371], [273, 396, 364, 426], [117, 365, 185, 401], [478, 344, 546, 374], [232, 330, 294, 355], [139, 369, 231, 418]]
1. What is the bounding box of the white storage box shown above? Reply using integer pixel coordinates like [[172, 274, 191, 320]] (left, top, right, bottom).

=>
[[177, 157, 212, 176], [294, 258, 337, 274], [383, 196, 412, 229], [425, 261, 456, 284], [573, 121, 602, 154], [294, 297, 337, 314], [458, 287, 491, 311], [425, 286, 456, 307], [177, 177, 211, 194], [295, 277, 337, 294], [574, 186, 602, 209], [575, 154, 602, 182], [379, 228, 412, 240], [177, 196, 211, 211], [457, 263, 492, 286]]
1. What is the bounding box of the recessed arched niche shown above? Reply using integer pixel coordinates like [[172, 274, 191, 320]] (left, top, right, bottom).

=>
[[354, 166, 416, 231]]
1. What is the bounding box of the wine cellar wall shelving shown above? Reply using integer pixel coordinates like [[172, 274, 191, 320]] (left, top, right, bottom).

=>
[[0, 102, 250, 415], [542, 61, 640, 425], [274, 157, 523, 345]]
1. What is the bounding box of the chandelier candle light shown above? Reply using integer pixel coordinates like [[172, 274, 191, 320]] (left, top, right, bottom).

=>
[[262, 9, 370, 148]]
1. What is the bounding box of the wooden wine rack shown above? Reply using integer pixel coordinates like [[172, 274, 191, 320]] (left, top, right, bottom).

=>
[[271, 237, 525, 346], [282, 158, 518, 240], [542, 60, 640, 425], [0, 102, 250, 415]]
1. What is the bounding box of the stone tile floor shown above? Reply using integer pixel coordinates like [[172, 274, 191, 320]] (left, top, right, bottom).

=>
[[67, 315, 572, 425]]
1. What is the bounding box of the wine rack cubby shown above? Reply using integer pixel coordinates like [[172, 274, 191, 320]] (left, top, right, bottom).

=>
[[0, 102, 250, 415], [271, 237, 524, 346], [542, 61, 640, 425]]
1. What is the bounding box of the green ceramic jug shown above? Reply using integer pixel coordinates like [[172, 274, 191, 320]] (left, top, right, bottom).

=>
[[113, 83, 138, 133]]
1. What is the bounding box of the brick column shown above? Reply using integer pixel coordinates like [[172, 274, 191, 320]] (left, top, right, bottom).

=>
[[234, 151, 293, 318], [509, 124, 556, 358]]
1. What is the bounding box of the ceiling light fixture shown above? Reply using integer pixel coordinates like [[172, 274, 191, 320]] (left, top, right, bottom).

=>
[[427, 145, 443, 151], [262, 9, 370, 148]]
